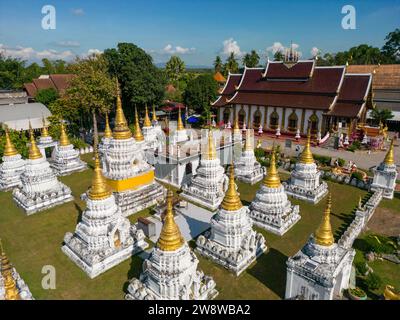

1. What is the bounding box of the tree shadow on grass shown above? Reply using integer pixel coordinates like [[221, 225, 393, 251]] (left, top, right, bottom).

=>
[[74, 202, 83, 225], [123, 255, 145, 294], [331, 210, 356, 240], [247, 248, 288, 299]]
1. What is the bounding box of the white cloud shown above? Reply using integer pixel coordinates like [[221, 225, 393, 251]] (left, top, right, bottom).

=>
[[161, 44, 195, 55], [71, 8, 84, 16], [55, 40, 80, 47], [221, 38, 243, 56], [267, 42, 284, 54], [0, 44, 75, 61], [310, 47, 320, 57], [85, 48, 102, 56]]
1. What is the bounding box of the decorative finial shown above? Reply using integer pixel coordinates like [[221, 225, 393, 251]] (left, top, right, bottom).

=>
[[88, 151, 112, 200], [263, 144, 281, 188], [299, 127, 314, 164], [59, 121, 70, 146], [113, 79, 132, 140], [28, 122, 42, 160], [314, 194, 334, 246], [233, 116, 240, 133], [143, 104, 152, 127], [3, 126, 18, 157], [205, 130, 217, 160], [221, 164, 243, 211], [0, 243, 21, 300], [157, 189, 185, 251], [133, 106, 144, 142], [104, 113, 112, 138], [152, 105, 158, 122], [177, 107, 185, 131], [41, 116, 49, 138], [244, 129, 253, 151], [384, 139, 395, 166]]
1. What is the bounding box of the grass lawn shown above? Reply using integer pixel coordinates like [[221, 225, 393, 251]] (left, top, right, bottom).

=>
[[0, 155, 395, 300]]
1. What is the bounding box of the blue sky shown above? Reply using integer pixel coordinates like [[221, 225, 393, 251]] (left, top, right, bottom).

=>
[[0, 0, 399, 66]]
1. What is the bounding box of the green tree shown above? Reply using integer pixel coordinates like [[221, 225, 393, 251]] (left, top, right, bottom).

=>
[[382, 28, 400, 63], [213, 56, 223, 73], [370, 108, 394, 125], [35, 88, 59, 106], [224, 52, 239, 74], [242, 50, 260, 67], [273, 51, 284, 61], [165, 56, 185, 84], [183, 74, 218, 119], [103, 42, 166, 111], [63, 54, 116, 147]]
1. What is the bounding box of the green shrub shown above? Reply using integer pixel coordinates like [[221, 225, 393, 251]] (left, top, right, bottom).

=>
[[355, 261, 368, 275], [351, 171, 364, 182], [70, 137, 88, 149], [364, 273, 382, 291], [365, 235, 396, 254], [313, 154, 332, 166], [337, 158, 346, 167], [255, 148, 265, 159]]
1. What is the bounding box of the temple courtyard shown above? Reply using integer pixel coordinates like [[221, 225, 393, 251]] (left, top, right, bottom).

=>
[[0, 153, 398, 300]]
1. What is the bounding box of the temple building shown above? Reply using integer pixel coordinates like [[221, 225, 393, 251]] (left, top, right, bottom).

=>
[[283, 129, 328, 204], [370, 139, 398, 199], [180, 130, 228, 211], [125, 190, 218, 300], [0, 128, 25, 191], [0, 242, 33, 300], [212, 53, 373, 137], [249, 147, 300, 235], [285, 194, 355, 300], [62, 153, 148, 278], [12, 125, 73, 214], [234, 129, 264, 184], [196, 165, 267, 275], [50, 122, 87, 176], [101, 82, 165, 216]]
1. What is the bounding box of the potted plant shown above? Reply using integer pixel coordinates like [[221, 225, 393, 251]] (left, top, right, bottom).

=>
[[348, 287, 367, 300]]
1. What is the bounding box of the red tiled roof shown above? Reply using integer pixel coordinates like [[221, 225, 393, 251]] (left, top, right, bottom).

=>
[[338, 74, 371, 102], [327, 102, 364, 117], [219, 74, 242, 96], [49, 74, 75, 93], [264, 60, 315, 79], [32, 78, 56, 91], [347, 64, 400, 90], [214, 71, 226, 83], [23, 74, 74, 98], [23, 83, 37, 97]]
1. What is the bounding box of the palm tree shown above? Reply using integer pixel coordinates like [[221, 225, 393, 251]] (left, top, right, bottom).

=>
[[213, 56, 223, 73], [224, 52, 239, 74], [370, 108, 394, 125], [165, 56, 185, 84], [242, 50, 260, 67]]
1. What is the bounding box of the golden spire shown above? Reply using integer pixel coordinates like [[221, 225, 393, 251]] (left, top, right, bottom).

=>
[[384, 139, 395, 165], [28, 122, 42, 160], [263, 145, 281, 188], [152, 105, 157, 122], [104, 113, 112, 138], [59, 121, 70, 146], [133, 106, 144, 141], [205, 130, 217, 160], [113, 79, 132, 140], [3, 127, 18, 157], [176, 107, 185, 131], [41, 116, 49, 138], [244, 129, 253, 151], [157, 190, 185, 251], [299, 128, 314, 164], [314, 194, 334, 246], [0, 240, 21, 300], [233, 116, 240, 133], [143, 105, 152, 127], [88, 151, 112, 201], [221, 164, 243, 211]]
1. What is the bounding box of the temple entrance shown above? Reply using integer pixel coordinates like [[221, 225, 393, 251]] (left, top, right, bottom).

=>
[[270, 111, 279, 130], [253, 109, 262, 128], [288, 111, 298, 132], [223, 108, 230, 124], [185, 162, 192, 175], [113, 230, 121, 248], [238, 109, 246, 127]]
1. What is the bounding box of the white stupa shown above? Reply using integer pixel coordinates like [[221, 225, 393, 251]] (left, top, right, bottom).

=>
[[284, 129, 328, 204], [170, 107, 188, 144], [0, 128, 25, 191], [98, 113, 113, 160], [101, 81, 165, 216], [37, 117, 54, 147], [12, 125, 73, 215], [50, 121, 87, 176], [181, 130, 228, 211], [142, 105, 159, 150], [0, 242, 33, 300], [285, 195, 355, 300], [234, 129, 264, 184], [232, 117, 242, 143], [249, 147, 300, 235], [370, 139, 397, 199], [196, 165, 267, 275], [62, 152, 148, 278], [125, 190, 218, 300]]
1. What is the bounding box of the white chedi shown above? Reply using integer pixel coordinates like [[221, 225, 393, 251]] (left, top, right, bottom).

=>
[[181, 130, 228, 211], [234, 129, 264, 184], [196, 165, 267, 276], [249, 148, 300, 235], [283, 131, 328, 204], [37, 117, 54, 146], [126, 190, 218, 300], [370, 139, 397, 199], [50, 122, 87, 176], [142, 105, 161, 150], [12, 127, 73, 215], [285, 195, 355, 300], [62, 153, 148, 278], [170, 107, 188, 144], [0, 129, 25, 191], [0, 245, 34, 300], [98, 113, 113, 160]]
